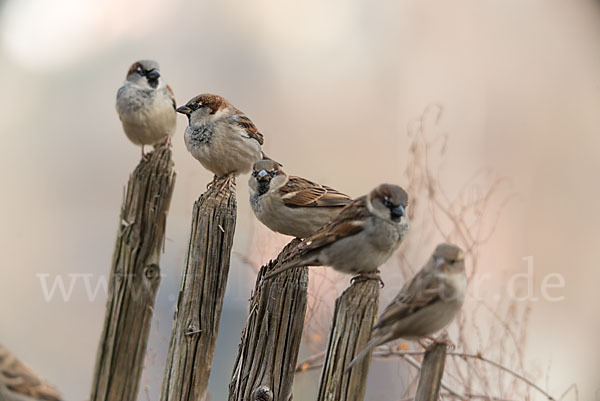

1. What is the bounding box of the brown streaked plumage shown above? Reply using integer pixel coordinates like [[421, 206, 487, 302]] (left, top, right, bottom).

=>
[[230, 113, 264, 145], [178, 93, 266, 183], [296, 197, 370, 250], [345, 243, 467, 372], [280, 177, 351, 208], [249, 160, 353, 238], [0, 345, 63, 401], [263, 183, 410, 280], [183, 93, 265, 145], [166, 84, 176, 109]]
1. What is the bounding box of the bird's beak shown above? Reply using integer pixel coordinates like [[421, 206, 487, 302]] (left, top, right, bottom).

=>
[[176, 106, 192, 115], [390, 205, 405, 220], [146, 68, 160, 81], [256, 169, 270, 181], [435, 257, 446, 269]]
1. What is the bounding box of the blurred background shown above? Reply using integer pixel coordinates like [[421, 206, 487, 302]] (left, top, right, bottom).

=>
[[0, 0, 599, 400]]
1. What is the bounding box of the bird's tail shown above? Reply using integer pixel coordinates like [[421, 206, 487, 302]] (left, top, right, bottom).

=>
[[263, 260, 302, 281], [344, 337, 380, 373]]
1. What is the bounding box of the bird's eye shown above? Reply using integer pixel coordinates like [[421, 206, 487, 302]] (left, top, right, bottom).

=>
[[383, 196, 393, 208], [252, 171, 258, 177], [269, 170, 276, 176]]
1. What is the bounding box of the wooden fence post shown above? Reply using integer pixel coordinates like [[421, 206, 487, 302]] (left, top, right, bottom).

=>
[[228, 239, 308, 401], [90, 144, 176, 401], [414, 343, 447, 401], [160, 177, 237, 401], [317, 280, 380, 401]]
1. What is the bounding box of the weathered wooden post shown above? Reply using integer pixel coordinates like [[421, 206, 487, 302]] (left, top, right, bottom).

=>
[[228, 239, 308, 401], [91, 144, 176, 401], [160, 177, 237, 401], [317, 280, 380, 401], [414, 343, 447, 401]]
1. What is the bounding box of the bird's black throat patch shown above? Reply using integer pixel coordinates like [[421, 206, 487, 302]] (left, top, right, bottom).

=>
[[189, 125, 213, 145], [257, 181, 270, 196]]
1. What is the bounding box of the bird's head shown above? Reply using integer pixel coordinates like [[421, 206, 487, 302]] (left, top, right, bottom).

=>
[[126, 60, 162, 89], [249, 160, 286, 196], [368, 183, 409, 224], [431, 243, 465, 274], [176, 93, 228, 123]]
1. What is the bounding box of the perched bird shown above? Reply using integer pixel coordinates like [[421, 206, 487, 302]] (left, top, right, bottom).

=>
[[264, 183, 409, 280], [116, 60, 176, 156], [249, 160, 353, 238], [177, 94, 267, 188], [0, 345, 63, 401], [345, 243, 467, 371]]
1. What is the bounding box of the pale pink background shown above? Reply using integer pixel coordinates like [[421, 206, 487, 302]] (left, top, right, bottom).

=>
[[0, 0, 598, 400]]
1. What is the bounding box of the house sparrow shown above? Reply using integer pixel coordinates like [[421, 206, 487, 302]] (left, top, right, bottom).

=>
[[0, 345, 63, 401], [116, 60, 176, 156], [249, 160, 353, 238], [345, 243, 467, 372], [264, 183, 409, 280], [177, 94, 268, 187]]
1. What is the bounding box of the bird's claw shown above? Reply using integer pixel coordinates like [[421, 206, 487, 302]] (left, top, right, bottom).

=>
[[141, 145, 151, 161], [350, 272, 384, 288], [153, 135, 172, 151], [207, 175, 218, 189], [435, 332, 455, 350], [419, 333, 455, 351], [216, 173, 236, 192]]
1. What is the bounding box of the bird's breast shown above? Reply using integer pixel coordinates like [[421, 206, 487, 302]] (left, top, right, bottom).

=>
[[187, 124, 214, 145], [445, 272, 467, 301], [117, 85, 154, 114], [249, 193, 263, 212]]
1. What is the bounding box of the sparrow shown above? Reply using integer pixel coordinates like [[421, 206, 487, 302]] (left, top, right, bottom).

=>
[[116, 59, 176, 156], [345, 243, 467, 372], [264, 183, 409, 280], [0, 345, 63, 401], [249, 160, 353, 238], [176, 94, 267, 187]]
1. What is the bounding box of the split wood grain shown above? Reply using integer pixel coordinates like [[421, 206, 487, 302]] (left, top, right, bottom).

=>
[[90, 144, 176, 401], [317, 280, 380, 401], [229, 239, 308, 401], [160, 177, 237, 401], [414, 342, 447, 401]]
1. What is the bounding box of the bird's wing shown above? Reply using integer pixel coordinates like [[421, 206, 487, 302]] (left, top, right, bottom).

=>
[[294, 197, 369, 257], [166, 85, 176, 109], [280, 176, 352, 208], [374, 273, 444, 330], [228, 111, 264, 145], [0, 346, 63, 401]]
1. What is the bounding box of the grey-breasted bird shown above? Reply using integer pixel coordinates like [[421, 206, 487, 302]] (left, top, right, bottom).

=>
[[177, 94, 270, 188], [249, 160, 353, 238], [116, 60, 177, 156], [264, 183, 409, 280]]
